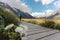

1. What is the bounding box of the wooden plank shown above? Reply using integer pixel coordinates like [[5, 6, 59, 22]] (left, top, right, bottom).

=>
[[39, 32, 60, 40], [21, 22, 60, 40], [21, 21, 50, 32], [27, 29, 51, 36], [22, 30, 59, 40]]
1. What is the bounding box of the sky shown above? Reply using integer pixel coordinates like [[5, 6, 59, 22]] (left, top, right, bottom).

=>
[[22, 0, 56, 12], [0, 0, 60, 18]]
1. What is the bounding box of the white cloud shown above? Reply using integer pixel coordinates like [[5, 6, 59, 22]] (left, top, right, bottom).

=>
[[45, 9, 54, 17], [31, 9, 54, 18], [34, 0, 54, 5], [20, 3, 31, 13], [16, 0, 20, 2], [31, 12, 45, 18], [54, 1, 60, 8], [41, 0, 54, 5], [0, 0, 31, 13], [34, 0, 40, 2]]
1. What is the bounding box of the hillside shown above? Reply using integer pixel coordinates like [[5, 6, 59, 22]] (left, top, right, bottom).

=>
[[48, 8, 60, 18], [53, 15, 60, 19], [0, 2, 33, 18]]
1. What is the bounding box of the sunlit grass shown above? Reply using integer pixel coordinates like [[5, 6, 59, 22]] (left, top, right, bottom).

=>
[[22, 18, 60, 24], [22, 18, 45, 24]]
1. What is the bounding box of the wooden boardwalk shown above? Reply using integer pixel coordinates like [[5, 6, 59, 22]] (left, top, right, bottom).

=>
[[21, 22, 60, 40]]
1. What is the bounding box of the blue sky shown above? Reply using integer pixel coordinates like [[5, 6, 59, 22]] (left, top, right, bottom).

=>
[[20, 0, 60, 18], [21, 0, 56, 13]]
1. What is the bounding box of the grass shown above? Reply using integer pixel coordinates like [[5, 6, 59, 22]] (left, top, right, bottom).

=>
[[0, 20, 4, 25], [22, 18, 45, 24], [22, 18, 60, 30], [22, 18, 60, 24]]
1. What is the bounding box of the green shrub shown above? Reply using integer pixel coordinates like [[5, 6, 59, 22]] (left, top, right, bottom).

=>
[[0, 19, 4, 25], [40, 21, 46, 27], [40, 21, 55, 28], [27, 21, 31, 23], [0, 8, 21, 40], [0, 8, 20, 26], [30, 21, 36, 24], [55, 24, 60, 30], [0, 25, 21, 40]]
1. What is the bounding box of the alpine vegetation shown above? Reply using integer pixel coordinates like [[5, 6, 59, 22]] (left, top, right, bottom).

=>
[[5, 24, 14, 30], [15, 26, 28, 37], [0, 7, 28, 40]]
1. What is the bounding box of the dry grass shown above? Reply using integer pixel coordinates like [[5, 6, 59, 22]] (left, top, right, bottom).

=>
[[53, 19, 60, 24], [22, 18, 60, 24], [22, 19, 45, 24], [22, 18, 60, 30]]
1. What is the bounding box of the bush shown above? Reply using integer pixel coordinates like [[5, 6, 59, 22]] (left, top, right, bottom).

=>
[[27, 21, 31, 23], [0, 8, 20, 26], [0, 8, 22, 40], [30, 21, 37, 24], [0, 21, 4, 25], [55, 24, 60, 30], [40, 20, 55, 28], [0, 25, 21, 40]]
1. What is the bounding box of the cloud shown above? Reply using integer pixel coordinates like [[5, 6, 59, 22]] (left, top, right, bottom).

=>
[[31, 12, 45, 18], [34, 0, 40, 2], [16, 0, 20, 2], [41, 0, 54, 5], [31, 9, 54, 18], [34, 0, 54, 5], [0, 0, 31, 13], [45, 9, 54, 17], [54, 1, 60, 8]]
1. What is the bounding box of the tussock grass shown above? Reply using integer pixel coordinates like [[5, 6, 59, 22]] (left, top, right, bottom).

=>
[[22, 18, 60, 30]]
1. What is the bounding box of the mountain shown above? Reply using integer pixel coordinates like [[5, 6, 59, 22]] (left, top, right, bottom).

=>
[[53, 15, 60, 19], [14, 8, 33, 18], [0, 2, 33, 18], [47, 13, 60, 18], [47, 9, 60, 18]]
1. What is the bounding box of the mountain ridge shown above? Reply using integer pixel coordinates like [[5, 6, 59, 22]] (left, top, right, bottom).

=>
[[0, 2, 33, 18]]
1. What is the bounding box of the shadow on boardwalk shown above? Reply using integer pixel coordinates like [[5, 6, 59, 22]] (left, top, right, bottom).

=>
[[21, 21, 60, 40]]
